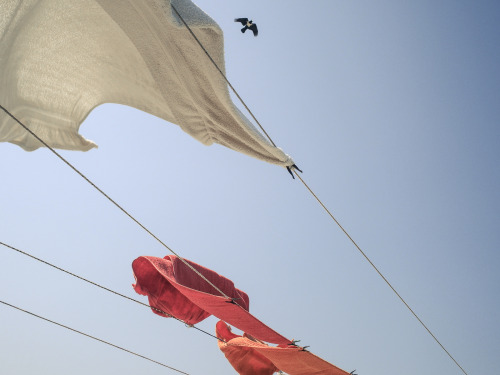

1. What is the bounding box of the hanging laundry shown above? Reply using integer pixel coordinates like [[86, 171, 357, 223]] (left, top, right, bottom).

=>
[[216, 321, 351, 375], [0, 0, 293, 167], [132, 255, 290, 344], [216, 320, 280, 375], [133, 255, 249, 325]]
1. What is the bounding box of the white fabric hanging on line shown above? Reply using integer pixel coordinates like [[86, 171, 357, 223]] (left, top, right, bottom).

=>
[[0, 0, 293, 166]]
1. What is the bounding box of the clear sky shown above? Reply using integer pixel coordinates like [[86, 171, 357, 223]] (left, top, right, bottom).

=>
[[1, 1, 499, 374]]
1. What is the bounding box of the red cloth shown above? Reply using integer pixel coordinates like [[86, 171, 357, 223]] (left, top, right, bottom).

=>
[[217, 321, 350, 375], [132, 255, 290, 344], [216, 320, 279, 375]]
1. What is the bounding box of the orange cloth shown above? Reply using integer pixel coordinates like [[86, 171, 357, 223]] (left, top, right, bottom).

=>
[[132, 255, 290, 344], [217, 321, 350, 375], [216, 321, 280, 375], [133, 255, 249, 325]]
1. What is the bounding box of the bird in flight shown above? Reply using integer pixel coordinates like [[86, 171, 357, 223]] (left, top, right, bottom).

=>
[[234, 18, 258, 37]]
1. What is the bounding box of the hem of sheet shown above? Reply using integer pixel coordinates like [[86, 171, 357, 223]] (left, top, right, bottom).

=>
[[0, 105, 97, 151]]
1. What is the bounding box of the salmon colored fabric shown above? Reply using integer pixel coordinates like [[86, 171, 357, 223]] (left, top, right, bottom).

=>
[[217, 321, 350, 375], [249, 344, 349, 375], [133, 255, 248, 325], [132, 255, 290, 344], [216, 321, 279, 375]]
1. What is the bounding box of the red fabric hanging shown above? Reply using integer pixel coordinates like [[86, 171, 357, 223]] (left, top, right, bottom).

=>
[[132, 255, 248, 325], [132, 255, 290, 344], [216, 320, 279, 375], [248, 344, 350, 375], [216, 321, 350, 375]]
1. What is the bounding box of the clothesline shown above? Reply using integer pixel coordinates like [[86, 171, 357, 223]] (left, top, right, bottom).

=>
[[0, 300, 189, 375], [0, 241, 221, 343], [0, 299, 190, 375]]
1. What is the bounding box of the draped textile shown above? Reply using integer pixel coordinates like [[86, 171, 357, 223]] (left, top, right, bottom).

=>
[[0, 0, 293, 166], [216, 321, 350, 375], [216, 320, 280, 375], [132, 255, 290, 344], [133, 255, 249, 325]]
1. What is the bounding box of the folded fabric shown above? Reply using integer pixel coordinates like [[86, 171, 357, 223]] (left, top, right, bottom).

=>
[[216, 321, 350, 375], [216, 320, 280, 375], [133, 255, 248, 325], [132, 255, 290, 344], [0, 0, 293, 166]]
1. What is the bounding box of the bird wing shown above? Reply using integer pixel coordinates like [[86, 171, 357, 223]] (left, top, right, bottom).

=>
[[234, 18, 248, 25], [249, 23, 258, 36]]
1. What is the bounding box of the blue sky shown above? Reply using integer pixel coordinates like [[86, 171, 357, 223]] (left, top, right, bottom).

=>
[[1, 1, 499, 374]]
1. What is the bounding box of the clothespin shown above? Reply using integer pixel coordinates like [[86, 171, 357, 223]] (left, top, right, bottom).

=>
[[286, 164, 303, 179], [288, 339, 309, 351]]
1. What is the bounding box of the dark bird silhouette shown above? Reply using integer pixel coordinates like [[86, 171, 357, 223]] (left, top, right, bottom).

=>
[[234, 18, 258, 37]]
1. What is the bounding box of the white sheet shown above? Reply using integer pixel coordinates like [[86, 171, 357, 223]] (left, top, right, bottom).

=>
[[0, 0, 293, 166]]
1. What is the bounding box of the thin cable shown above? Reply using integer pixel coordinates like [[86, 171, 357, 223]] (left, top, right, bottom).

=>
[[0, 241, 222, 342], [0, 104, 229, 301], [170, 4, 277, 148], [0, 300, 190, 374], [293, 170, 469, 375]]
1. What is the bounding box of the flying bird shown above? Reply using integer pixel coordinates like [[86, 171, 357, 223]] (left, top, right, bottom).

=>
[[234, 18, 258, 37]]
